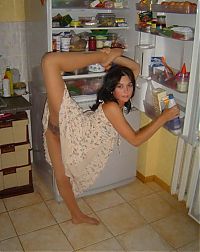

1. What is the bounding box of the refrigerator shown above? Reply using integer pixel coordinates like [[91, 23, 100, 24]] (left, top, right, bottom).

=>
[[25, 0, 199, 215], [25, 0, 140, 200]]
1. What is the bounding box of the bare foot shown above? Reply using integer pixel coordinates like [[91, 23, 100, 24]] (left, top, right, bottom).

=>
[[101, 48, 123, 69], [72, 212, 100, 225]]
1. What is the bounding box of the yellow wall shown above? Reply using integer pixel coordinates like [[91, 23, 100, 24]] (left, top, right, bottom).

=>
[[0, 0, 25, 22], [137, 113, 178, 186]]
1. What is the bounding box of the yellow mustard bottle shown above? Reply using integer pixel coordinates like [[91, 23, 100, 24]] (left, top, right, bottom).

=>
[[5, 66, 14, 96]]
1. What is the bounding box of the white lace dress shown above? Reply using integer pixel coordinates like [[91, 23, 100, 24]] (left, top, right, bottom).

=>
[[42, 87, 118, 196]]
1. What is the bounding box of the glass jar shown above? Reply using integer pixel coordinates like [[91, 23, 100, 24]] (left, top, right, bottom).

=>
[[151, 18, 157, 33], [96, 13, 116, 27], [156, 13, 166, 29], [88, 36, 96, 51]]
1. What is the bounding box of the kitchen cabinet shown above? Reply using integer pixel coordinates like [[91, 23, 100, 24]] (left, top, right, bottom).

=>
[[0, 96, 33, 198]]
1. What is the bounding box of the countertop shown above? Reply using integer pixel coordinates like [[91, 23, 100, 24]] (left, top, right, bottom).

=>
[[0, 96, 31, 114]]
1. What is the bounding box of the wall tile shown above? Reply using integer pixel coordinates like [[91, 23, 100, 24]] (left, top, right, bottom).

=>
[[0, 22, 27, 82], [0, 0, 25, 22]]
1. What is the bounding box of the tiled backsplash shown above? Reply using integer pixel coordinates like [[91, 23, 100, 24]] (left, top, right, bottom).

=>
[[0, 22, 27, 83]]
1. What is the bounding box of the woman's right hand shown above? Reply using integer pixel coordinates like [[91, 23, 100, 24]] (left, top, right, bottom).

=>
[[161, 105, 180, 123], [101, 48, 123, 69]]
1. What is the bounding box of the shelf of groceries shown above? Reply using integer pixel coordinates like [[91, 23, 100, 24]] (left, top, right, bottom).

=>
[[136, 2, 197, 14], [135, 24, 194, 41], [52, 0, 129, 9], [52, 26, 129, 32]]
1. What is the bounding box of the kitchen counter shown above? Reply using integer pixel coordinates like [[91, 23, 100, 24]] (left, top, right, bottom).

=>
[[0, 96, 31, 114]]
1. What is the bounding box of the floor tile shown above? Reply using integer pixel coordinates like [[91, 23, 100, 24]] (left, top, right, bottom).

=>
[[33, 170, 54, 201], [130, 193, 176, 223], [60, 213, 112, 250], [157, 191, 188, 213], [84, 189, 125, 212], [146, 181, 165, 192], [19, 224, 73, 251], [3, 192, 43, 211], [116, 179, 154, 201], [116, 224, 174, 251], [0, 199, 6, 213], [151, 212, 200, 249], [46, 197, 92, 223], [77, 237, 125, 251], [0, 212, 16, 241], [96, 202, 146, 236], [177, 239, 200, 251], [0, 237, 23, 251], [9, 202, 56, 235]]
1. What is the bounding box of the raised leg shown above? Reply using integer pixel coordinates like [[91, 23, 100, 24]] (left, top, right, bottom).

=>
[[41, 49, 123, 224]]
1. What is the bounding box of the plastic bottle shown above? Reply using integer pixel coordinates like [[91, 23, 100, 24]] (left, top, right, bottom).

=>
[[167, 94, 182, 135], [2, 74, 11, 97], [176, 63, 189, 93], [5, 66, 14, 96]]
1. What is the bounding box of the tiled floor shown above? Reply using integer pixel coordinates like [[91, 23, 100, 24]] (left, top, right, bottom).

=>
[[0, 172, 199, 251]]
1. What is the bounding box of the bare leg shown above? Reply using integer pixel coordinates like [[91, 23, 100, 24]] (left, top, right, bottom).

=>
[[42, 49, 122, 224], [45, 126, 99, 224]]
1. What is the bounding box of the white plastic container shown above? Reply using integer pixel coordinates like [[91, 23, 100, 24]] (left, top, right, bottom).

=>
[[135, 44, 155, 78], [2, 77, 10, 97]]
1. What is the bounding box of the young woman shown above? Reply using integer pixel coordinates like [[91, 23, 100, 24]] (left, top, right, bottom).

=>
[[41, 49, 179, 225]]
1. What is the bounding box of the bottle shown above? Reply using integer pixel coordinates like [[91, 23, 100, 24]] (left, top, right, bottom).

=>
[[176, 63, 189, 93], [151, 18, 157, 33], [5, 66, 14, 96], [156, 13, 166, 29], [167, 94, 182, 135], [2, 74, 11, 97], [88, 36, 96, 51]]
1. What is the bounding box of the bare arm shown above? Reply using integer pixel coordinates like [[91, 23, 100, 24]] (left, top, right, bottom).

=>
[[41, 49, 123, 125], [102, 102, 180, 147], [113, 56, 140, 79]]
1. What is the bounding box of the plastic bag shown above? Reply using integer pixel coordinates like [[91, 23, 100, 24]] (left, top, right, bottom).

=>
[[144, 79, 155, 107], [143, 79, 159, 118]]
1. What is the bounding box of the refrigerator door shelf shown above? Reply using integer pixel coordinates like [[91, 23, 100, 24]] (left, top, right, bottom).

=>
[[132, 76, 149, 112]]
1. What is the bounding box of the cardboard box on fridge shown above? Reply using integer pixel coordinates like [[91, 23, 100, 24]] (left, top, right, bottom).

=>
[[0, 112, 28, 146]]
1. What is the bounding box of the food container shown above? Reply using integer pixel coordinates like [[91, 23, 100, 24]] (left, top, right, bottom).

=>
[[13, 82, 26, 95], [96, 13, 116, 27], [88, 64, 105, 73], [171, 26, 194, 40], [70, 20, 82, 27], [176, 72, 189, 93], [96, 35, 108, 49]]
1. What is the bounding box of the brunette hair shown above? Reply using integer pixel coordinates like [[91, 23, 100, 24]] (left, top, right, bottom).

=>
[[90, 65, 136, 113]]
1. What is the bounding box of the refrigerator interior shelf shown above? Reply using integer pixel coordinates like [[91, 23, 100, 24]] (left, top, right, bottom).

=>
[[63, 72, 106, 80], [136, 3, 197, 14], [135, 25, 194, 42], [150, 72, 188, 95], [52, 26, 129, 32], [143, 101, 185, 136], [52, 2, 129, 9]]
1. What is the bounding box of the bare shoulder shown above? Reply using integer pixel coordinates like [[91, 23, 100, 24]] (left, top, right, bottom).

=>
[[102, 102, 124, 123], [102, 102, 121, 114]]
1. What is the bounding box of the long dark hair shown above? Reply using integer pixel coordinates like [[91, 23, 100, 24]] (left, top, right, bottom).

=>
[[90, 65, 136, 113]]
